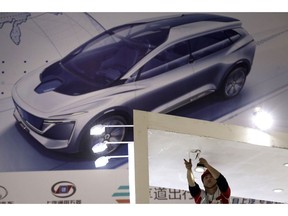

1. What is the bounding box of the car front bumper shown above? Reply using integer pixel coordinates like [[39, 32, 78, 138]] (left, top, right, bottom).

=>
[[13, 106, 73, 150]]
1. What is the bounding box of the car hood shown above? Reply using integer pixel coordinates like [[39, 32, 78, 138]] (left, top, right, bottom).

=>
[[12, 67, 136, 117]]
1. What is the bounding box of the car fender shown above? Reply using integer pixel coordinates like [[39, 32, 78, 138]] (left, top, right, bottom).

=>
[[218, 59, 251, 89], [74, 106, 133, 152]]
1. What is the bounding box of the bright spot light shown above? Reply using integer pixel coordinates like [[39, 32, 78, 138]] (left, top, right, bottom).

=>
[[95, 156, 109, 168], [273, 188, 283, 193], [90, 125, 105, 135], [95, 155, 129, 168], [92, 142, 107, 153], [195, 163, 206, 173], [252, 107, 273, 130]]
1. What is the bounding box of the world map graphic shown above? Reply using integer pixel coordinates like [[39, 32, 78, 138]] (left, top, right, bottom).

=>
[[0, 12, 105, 46]]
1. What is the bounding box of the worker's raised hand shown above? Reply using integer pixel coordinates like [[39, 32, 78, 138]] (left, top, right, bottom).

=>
[[199, 157, 209, 167], [184, 158, 192, 170]]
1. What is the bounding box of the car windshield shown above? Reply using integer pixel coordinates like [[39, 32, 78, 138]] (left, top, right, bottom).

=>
[[61, 23, 170, 86]]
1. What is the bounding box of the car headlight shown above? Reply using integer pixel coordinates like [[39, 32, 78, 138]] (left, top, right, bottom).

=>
[[43, 120, 75, 140]]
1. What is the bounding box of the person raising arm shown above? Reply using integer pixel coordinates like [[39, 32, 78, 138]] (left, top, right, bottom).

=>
[[184, 157, 231, 204]]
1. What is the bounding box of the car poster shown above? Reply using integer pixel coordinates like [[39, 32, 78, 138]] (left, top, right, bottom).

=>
[[1, 11, 288, 204]]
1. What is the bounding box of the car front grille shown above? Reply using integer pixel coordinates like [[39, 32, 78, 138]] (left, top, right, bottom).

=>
[[14, 102, 75, 140], [16, 105, 44, 130]]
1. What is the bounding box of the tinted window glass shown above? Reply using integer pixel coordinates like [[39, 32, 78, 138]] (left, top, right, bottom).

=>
[[190, 31, 228, 53], [61, 23, 170, 84], [137, 41, 190, 80], [190, 31, 231, 59], [224, 29, 241, 42]]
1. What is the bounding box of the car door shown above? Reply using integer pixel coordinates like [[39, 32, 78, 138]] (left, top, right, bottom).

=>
[[131, 40, 198, 113]]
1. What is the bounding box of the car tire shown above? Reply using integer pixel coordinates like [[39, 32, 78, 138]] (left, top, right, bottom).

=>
[[81, 115, 128, 158], [221, 67, 247, 98]]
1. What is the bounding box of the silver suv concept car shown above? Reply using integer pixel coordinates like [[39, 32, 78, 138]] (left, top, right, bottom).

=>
[[12, 13, 256, 157]]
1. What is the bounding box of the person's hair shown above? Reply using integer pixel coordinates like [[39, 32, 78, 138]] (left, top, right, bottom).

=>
[[201, 169, 211, 182]]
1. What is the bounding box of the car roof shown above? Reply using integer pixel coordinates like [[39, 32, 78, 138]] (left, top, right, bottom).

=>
[[130, 13, 240, 28], [167, 19, 242, 42], [126, 13, 242, 42]]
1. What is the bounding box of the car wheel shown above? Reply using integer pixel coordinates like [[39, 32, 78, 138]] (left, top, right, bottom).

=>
[[222, 67, 247, 98], [83, 115, 127, 158]]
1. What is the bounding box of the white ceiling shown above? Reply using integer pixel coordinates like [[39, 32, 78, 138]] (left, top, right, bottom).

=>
[[148, 129, 288, 203]]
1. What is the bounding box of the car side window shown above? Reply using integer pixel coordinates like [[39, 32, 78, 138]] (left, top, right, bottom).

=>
[[190, 31, 231, 60], [224, 29, 241, 42], [137, 41, 190, 80]]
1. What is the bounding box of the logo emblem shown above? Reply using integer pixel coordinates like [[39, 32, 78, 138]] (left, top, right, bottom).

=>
[[51, 181, 76, 198], [112, 185, 130, 203], [0, 186, 8, 200]]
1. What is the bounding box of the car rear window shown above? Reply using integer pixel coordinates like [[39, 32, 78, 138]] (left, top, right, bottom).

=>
[[190, 31, 231, 59], [190, 31, 229, 53], [224, 29, 241, 42]]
